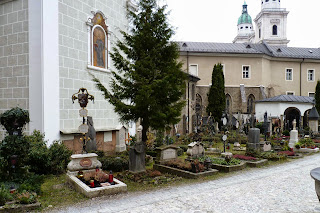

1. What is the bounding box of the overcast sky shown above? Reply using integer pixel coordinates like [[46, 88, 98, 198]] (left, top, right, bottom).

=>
[[163, 0, 320, 48]]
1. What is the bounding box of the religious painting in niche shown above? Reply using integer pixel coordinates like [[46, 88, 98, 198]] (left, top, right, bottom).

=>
[[87, 11, 109, 70], [93, 27, 105, 68]]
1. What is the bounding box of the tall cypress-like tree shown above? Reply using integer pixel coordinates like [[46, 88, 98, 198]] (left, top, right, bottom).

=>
[[92, 0, 186, 142], [206, 63, 226, 123], [315, 80, 320, 113]]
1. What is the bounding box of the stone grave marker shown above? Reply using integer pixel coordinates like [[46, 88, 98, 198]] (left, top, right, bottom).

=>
[[289, 119, 298, 149], [129, 125, 146, 173], [187, 142, 204, 157], [263, 141, 272, 152], [247, 128, 260, 151], [86, 116, 97, 152], [155, 145, 179, 164]]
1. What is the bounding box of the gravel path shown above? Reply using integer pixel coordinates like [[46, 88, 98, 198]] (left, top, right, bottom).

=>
[[49, 154, 320, 213]]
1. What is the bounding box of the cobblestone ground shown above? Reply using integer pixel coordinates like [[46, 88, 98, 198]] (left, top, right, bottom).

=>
[[50, 154, 320, 213]]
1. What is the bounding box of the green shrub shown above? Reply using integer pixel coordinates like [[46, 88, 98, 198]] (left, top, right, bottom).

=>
[[0, 184, 12, 206], [299, 138, 315, 147], [255, 122, 264, 133], [146, 150, 157, 157], [282, 130, 290, 136], [178, 145, 188, 152], [177, 148, 184, 156], [259, 151, 287, 160], [246, 148, 260, 157], [99, 156, 129, 172], [16, 191, 37, 204], [17, 174, 44, 194], [26, 131, 50, 174], [210, 158, 241, 165], [48, 141, 72, 174], [0, 135, 30, 179]]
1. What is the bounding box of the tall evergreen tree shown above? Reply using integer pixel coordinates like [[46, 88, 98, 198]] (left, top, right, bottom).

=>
[[206, 63, 226, 123], [92, 0, 186, 142], [315, 80, 320, 113]]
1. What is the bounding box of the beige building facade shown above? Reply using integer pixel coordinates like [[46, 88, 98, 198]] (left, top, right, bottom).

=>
[[176, 41, 320, 134]]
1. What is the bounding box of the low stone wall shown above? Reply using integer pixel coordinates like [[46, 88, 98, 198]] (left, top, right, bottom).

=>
[[153, 164, 218, 179], [211, 162, 246, 173], [0, 202, 41, 213], [246, 159, 268, 168]]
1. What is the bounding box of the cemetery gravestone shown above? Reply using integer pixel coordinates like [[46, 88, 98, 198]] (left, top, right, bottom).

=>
[[86, 116, 97, 152], [263, 141, 272, 152], [129, 125, 146, 173], [247, 128, 260, 150], [289, 119, 298, 149], [187, 142, 205, 157], [155, 145, 179, 164]]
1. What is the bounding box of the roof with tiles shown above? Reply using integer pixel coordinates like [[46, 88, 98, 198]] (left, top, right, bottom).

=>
[[178, 41, 320, 60], [256, 95, 314, 103]]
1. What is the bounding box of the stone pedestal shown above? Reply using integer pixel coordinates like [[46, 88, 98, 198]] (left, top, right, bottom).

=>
[[289, 130, 298, 149], [67, 153, 102, 172], [247, 128, 260, 150]]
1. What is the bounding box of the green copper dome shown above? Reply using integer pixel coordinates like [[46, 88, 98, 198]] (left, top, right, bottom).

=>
[[237, 1, 252, 25], [238, 13, 252, 25]]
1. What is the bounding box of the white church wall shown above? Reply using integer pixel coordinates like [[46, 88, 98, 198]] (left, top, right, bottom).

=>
[[58, 0, 128, 134], [0, 0, 29, 139], [256, 102, 313, 122]]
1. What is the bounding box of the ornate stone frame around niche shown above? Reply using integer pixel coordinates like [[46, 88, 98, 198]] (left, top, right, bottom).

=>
[[86, 11, 111, 72]]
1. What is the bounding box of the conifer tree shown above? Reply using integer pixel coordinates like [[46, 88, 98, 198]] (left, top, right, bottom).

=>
[[315, 80, 320, 113], [206, 63, 226, 123], [92, 0, 186, 142]]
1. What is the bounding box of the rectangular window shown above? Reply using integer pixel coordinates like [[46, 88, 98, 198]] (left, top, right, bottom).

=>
[[286, 68, 293, 81], [286, 91, 294, 95], [242, 65, 250, 79], [189, 64, 198, 76], [308, 70, 315, 81], [309, 92, 315, 98]]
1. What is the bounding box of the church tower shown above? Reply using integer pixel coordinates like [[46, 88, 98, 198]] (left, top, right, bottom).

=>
[[254, 0, 289, 46], [233, 1, 255, 43]]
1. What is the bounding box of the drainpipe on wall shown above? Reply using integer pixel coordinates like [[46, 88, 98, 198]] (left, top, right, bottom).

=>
[[300, 58, 305, 96], [187, 51, 189, 134]]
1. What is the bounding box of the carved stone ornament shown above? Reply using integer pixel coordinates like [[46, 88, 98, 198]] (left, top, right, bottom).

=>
[[79, 108, 88, 117], [79, 124, 89, 134], [80, 158, 92, 168]]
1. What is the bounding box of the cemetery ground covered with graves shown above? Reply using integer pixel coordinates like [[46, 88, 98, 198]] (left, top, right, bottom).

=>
[[1, 107, 320, 212]]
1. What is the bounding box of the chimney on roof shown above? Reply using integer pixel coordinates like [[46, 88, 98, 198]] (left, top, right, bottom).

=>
[[182, 43, 187, 47]]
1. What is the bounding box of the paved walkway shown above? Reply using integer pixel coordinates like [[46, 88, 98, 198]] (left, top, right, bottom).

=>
[[50, 154, 320, 213]]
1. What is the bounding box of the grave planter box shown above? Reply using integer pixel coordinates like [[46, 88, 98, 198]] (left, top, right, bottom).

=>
[[211, 162, 246, 173], [246, 159, 268, 167], [67, 172, 127, 198], [287, 153, 303, 159], [294, 147, 319, 153], [0, 202, 41, 213], [153, 164, 218, 179]]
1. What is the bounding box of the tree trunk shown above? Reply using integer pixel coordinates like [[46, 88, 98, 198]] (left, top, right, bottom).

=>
[[141, 119, 149, 144]]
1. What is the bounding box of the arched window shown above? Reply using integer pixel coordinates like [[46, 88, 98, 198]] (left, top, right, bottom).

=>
[[247, 94, 255, 114], [225, 94, 232, 113], [86, 11, 109, 71], [272, 25, 278, 35]]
